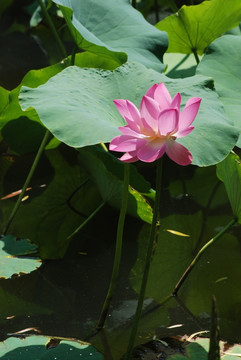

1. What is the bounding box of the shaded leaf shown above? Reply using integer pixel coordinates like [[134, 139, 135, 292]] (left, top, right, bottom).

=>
[[197, 35, 241, 147], [20, 62, 238, 166], [0, 150, 102, 259], [78, 146, 153, 223], [156, 0, 241, 55], [54, 0, 168, 71]]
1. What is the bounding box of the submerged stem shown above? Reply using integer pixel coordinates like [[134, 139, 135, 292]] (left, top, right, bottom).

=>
[[172, 217, 236, 296], [124, 158, 162, 360], [66, 201, 106, 241], [3, 130, 51, 235], [97, 163, 130, 330]]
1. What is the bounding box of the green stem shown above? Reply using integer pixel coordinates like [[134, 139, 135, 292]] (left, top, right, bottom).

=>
[[3, 130, 51, 235], [37, 0, 67, 59], [172, 217, 236, 296], [124, 158, 163, 360], [192, 48, 200, 65], [97, 163, 130, 330], [66, 201, 105, 241]]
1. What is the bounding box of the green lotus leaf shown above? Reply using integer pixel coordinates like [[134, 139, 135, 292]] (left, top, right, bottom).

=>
[[20, 62, 238, 167], [197, 35, 241, 147], [78, 146, 153, 223], [53, 0, 168, 71], [0, 235, 40, 279], [0, 149, 102, 259], [0, 336, 103, 359], [1, 52, 121, 154], [156, 0, 241, 55]]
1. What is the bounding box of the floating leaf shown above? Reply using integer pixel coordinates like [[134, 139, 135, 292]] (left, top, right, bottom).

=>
[[0, 336, 103, 359], [156, 0, 241, 55], [53, 0, 168, 71], [197, 35, 241, 147], [216, 152, 241, 223], [0, 235, 40, 279], [20, 62, 238, 167]]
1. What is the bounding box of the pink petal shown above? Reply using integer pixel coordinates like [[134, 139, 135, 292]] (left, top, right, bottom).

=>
[[137, 139, 166, 163], [176, 126, 194, 138], [140, 96, 160, 132], [166, 139, 193, 165], [145, 83, 158, 99], [170, 93, 181, 110], [118, 125, 144, 138], [178, 97, 201, 132], [158, 108, 179, 136], [153, 83, 172, 110], [109, 135, 139, 152], [113, 99, 141, 132], [119, 151, 139, 163]]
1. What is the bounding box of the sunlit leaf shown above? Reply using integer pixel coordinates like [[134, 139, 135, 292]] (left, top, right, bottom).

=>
[[53, 0, 168, 71], [1, 53, 121, 154], [20, 62, 238, 167], [0, 235, 40, 279], [156, 0, 241, 55], [216, 152, 241, 223], [197, 35, 241, 147], [0, 336, 103, 359]]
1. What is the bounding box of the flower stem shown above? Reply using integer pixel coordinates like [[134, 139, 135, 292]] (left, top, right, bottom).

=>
[[37, 0, 67, 59], [124, 158, 163, 360], [97, 163, 130, 330], [172, 217, 236, 296], [3, 130, 51, 235]]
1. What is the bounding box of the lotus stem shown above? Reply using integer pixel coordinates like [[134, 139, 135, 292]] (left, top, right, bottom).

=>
[[192, 48, 200, 64], [97, 163, 130, 330], [124, 158, 162, 360], [3, 130, 51, 235]]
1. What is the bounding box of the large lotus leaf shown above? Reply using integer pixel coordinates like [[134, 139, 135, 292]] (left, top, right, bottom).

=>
[[156, 0, 241, 55], [0, 336, 103, 359], [0, 235, 41, 279], [196, 35, 241, 147], [0, 149, 102, 259], [20, 62, 238, 167], [216, 152, 241, 223], [53, 0, 168, 72], [78, 146, 153, 223], [1, 52, 121, 154]]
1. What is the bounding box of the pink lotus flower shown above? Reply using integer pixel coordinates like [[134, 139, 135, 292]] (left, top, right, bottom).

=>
[[109, 83, 201, 165]]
